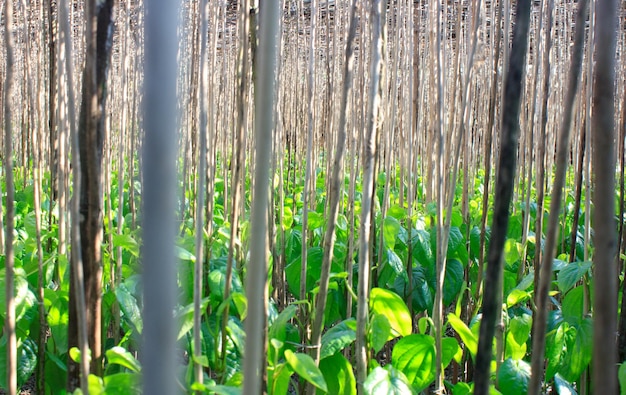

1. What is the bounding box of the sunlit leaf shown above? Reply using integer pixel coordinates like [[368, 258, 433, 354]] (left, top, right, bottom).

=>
[[497, 358, 531, 395], [557, 261, 591, 295], [320, 318, 356, 360], [318, 353, 356, 395], [391, 334, 436, 391], [284, 349, 328, 392], [370, 288, 412, 340], [370, 313, 392, 354], [105, 346, 141, 373], [363, 366, 412, 395], [447, 313, 477, 359]]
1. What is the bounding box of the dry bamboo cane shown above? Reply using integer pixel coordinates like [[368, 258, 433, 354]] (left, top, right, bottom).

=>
[[473, 0, 532, 392], [193, 0, 209, 389], [308, 0, 363, 376], [591, 0, 619, 391], [3, 0, 18, 392], [242, 2, 280, 393], [528, 0, 588, 392], [221, 0, 251, 377], [356, 0, 386, 394], [59, 0, 90, 390]]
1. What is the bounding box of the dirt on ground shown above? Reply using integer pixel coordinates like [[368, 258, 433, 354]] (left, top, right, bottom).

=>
[[0, 374, 37, 395]]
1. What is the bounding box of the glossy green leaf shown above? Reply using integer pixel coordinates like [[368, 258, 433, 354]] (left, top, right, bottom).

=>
[[320, 318, 356, 360], [370, 313, 392, 354], [16, 338, 38, 387], [443, 258, 464, 305], [88, 374, 105, 395], [308, 211, 325, 229], [268, 363, 292, 395], [391, 334, 436, 392], [269, 304, 298, 343], [284, 349, 328, 392], [190, 383, 242, 395], [412, 229, 434, 266], [504, 239, 522, 266], [116, 284, 143, 334], [447, 226, 464, 256], [112, 234, 140, 257], [386, 248, 406, 277], [370, 288, 412, 340], [557, 261, 591, 294], [497, 358, 531, 395], [383, 216, 402, 249], [48, 292, 70, 354], [619, 363, 626, 395], [554, 373, 578, 395], [282, 206, 294, 229], [105, 346, 141, 373], [103, 372, 141, 394], [442, 337, 462, 366], [559, 318, 592, 382], [447, 313, 477, 359], [545, 323, 569, 380], [363, 366, 413, 395], [285, 246, 324, 297], [505, 314, 532, 360], [318, 353, 356, 395], [506, 289, 531, 308], [562, 286, 584, 324]]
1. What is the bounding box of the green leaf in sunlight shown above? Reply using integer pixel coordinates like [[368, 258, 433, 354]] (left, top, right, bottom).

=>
[[506, 289, 531, 308], [363, 366, 412, 395], [48, 291, 70, 354], [514, 270, 535, 291], [561, 286, 584, 324], [285, 246, 324, 297], [504, 238, 522, 267], [318, 353, 356, 395], [282, 205, 294, 229], [284, 349, 328, 393], [105, 346, 141, 373], [443, 258, 464, 305], [268, 363, 292, 395], [391, 334, 436, 392], [232, 292, 248, 320], [269, 304, 298, 343], [442, 336, 462, 366], [320, 318, 356, 360], [411, 229, 434, 266], [554, 374, 578, 395], [497, 358, 531, 395], [307, 211, 325, 229], [370, 313, 392, 354], [370, 288, 412, 340], [557, 261, 591, 295], [619, 363, 626, 395], [447, 313, 477, 359], [383, 216, 402, 249], [545, 323, 569, 381], [104, 372, 141, 394], [505, 314, 532, 360], [175, 245, 196, 261], [447, 227, 464, 256], [386, 248, 406, 277], [116, 284, 143, 334], [387, 205, 407, 220], [190, 383, 242, 395], [559, 318, 592, 382], [112, 234, 140, 257], [176, 296, 211, 340]]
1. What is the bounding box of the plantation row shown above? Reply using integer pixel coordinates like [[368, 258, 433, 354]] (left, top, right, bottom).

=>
[[0, 161, 618, 394]]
